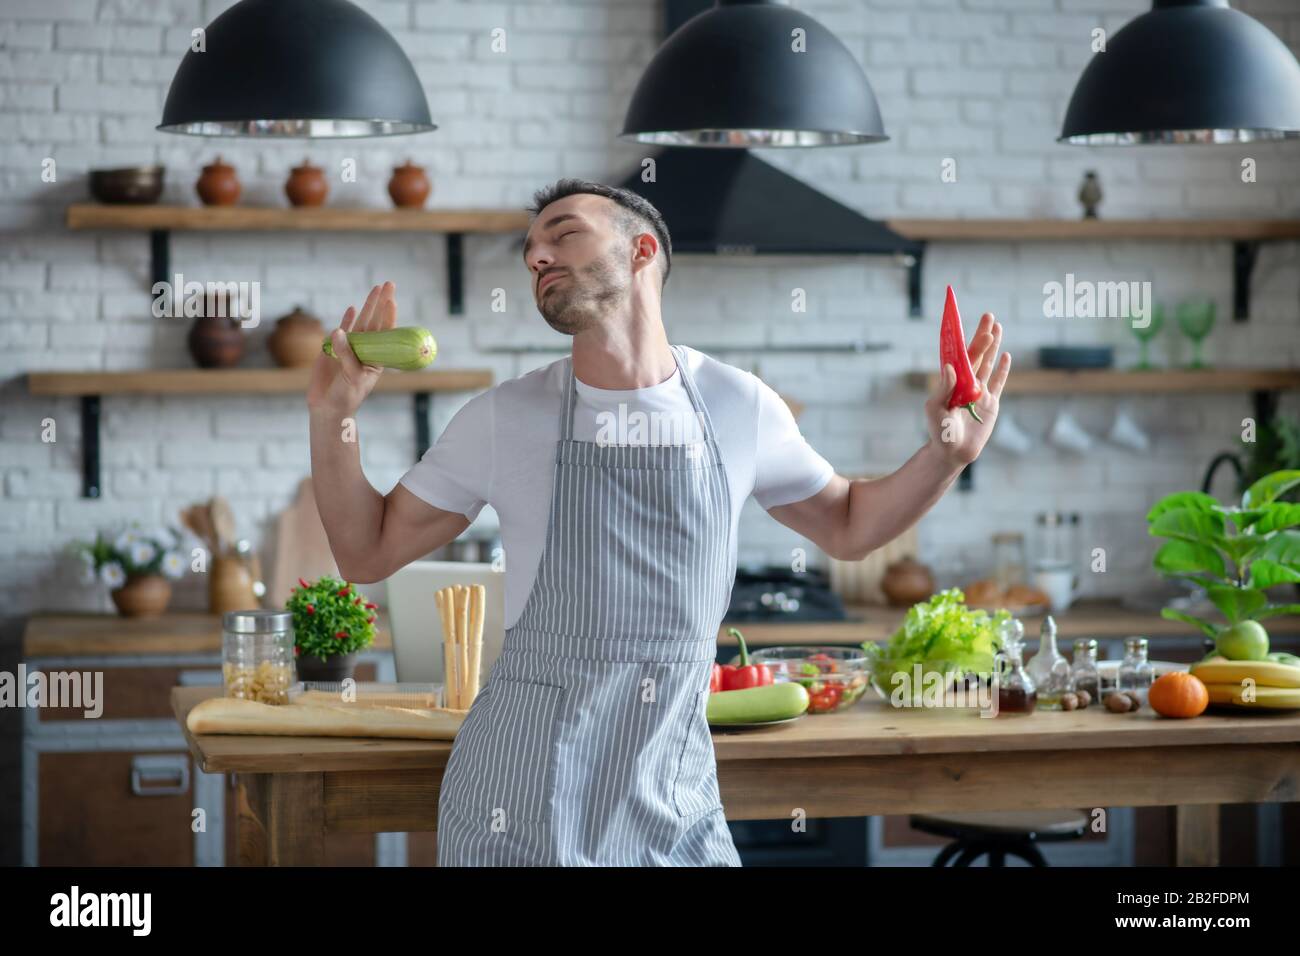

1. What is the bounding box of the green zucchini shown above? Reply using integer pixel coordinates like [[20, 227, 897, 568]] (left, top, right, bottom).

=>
[[707, 682, 809, 725], [322, 326, 437, 371]]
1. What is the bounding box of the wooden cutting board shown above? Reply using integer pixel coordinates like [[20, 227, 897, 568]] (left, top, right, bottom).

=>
[[266, 476, 338, 607]]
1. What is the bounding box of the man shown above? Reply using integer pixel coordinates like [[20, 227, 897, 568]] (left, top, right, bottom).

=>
[[307, 179, 1010, 867]]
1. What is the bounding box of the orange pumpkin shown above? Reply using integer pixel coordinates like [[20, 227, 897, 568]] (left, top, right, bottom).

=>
[[1148, 672, 1209, 719]]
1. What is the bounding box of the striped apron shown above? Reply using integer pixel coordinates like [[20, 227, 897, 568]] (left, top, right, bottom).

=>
[[436, 345, 742, 866]]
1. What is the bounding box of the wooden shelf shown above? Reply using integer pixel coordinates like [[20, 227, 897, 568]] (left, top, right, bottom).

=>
[[26, 367, 493, 396], [906, 367, 1300, 395], [884, 218, 1300, 322], [24, 367, 493, 499], [886, 218, 1300, 242], [66, 203, 530, 234], [23, 610, 393, 658], [65, 203, 532, 317]]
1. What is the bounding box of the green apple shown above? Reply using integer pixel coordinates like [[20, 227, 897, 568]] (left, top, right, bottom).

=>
[[1215, 621, 1270, 661]]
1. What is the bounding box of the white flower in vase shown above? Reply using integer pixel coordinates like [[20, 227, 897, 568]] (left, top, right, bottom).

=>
[[100, 562, 127, 588], [160, 551, 186, 580], [129, 539, 157, 568]]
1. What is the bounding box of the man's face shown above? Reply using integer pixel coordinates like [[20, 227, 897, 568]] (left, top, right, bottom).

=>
[[523, 194, 632, 335]]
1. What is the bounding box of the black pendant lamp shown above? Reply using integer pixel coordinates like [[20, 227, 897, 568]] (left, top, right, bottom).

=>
[[158, 0, 433, 138], [1060, 0, 1300, 145], [621, 0, 887, 147]]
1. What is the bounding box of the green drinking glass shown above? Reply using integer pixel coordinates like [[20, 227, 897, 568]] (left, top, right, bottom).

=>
[[1176, 300, 1216, 370], [1129, 302, 1164, 370]]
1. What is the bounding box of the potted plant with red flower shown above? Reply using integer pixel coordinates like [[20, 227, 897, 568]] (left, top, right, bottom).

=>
[[285, 575, 377, 682]]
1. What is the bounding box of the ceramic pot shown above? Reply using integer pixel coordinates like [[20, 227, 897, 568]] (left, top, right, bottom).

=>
[[285, 158, 327, 207], [210, 554, 259, 614], [187, 313, 244, 368], [388, 159, 431, 209], [196, 156, 240, 206], [295, 651, 357, 684], [111, 574, 172, 618], [881, 557, 936, 607], [267, 306, 325, 367]]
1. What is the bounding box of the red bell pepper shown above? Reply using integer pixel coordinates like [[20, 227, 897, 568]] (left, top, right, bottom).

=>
[[720, 627, 773, 690], [939, 284, 983, 424], [710, 663, 723, 693]]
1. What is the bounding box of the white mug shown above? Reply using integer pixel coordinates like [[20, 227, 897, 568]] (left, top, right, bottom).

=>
[[1033, 566, 1075, 613], [990, 409, 1034, 455], [1107, 407, 1150, 452], [1048, 409, 1094, 454]]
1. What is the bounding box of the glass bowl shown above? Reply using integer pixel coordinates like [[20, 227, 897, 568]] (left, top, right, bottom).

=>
[[746, 646, 871, 714], [867, 657, 993, 710]]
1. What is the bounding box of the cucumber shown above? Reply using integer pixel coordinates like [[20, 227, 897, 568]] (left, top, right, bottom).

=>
[[707, 682, 809, 725], [322, 326, 437, 371]]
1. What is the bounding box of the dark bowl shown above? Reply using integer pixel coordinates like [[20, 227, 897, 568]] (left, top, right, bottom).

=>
[[89, 165, 165, 204], [1038, 346, 1114, 369]]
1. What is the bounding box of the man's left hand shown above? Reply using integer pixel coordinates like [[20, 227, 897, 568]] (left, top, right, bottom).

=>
[[924, 312, 1012, 467]]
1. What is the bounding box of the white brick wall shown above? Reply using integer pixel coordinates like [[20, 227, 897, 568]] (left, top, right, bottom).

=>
[[2, 0, 1299, 616]]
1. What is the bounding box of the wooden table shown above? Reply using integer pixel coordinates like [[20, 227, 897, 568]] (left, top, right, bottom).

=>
[[172, 686, 1300, 867]]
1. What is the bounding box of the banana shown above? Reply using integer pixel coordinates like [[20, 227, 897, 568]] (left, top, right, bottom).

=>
[[1202, 682, 1300, 709], [1190, 659, 1300, 689]]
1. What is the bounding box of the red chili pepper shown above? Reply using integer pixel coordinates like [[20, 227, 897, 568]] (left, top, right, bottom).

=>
[[334, 630, 348, 639], [298, 577, 310, 589], [939, 284, 983, 424], [293, 645, 300, 656], [721, 627, 773, 690], [354, 597, 362, 605], [367, 616, 376, 624], [364, 602, 377, 610], [337, 587, 349, 596], [305, 604, 315, 615]]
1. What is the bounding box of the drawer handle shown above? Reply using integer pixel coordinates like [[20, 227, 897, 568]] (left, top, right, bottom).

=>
[[130, 755, 191, 796]]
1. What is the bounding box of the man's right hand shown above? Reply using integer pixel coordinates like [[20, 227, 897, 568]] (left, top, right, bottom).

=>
[[307, 281, 398, 416]]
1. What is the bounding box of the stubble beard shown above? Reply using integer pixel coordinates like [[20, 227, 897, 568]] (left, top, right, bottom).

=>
[[538, 248, 629, 335]]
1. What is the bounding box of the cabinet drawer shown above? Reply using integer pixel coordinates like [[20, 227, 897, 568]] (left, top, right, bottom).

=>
[[39, 752, 195, 865], [37, 665, 214, 722]]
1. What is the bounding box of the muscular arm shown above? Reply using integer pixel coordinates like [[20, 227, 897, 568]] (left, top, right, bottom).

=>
[[768, 312, 1011, 562], [769, 446, 963, 561], [309, 407, 469, 583]]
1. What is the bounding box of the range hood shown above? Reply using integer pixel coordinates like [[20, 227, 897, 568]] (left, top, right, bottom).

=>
[[613, 0, 923, 312]]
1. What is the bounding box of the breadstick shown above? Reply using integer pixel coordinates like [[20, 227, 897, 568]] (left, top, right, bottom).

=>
[[455, 585, 470, 710], [467, 584, 484, 704], [435, 587, 459, 710]]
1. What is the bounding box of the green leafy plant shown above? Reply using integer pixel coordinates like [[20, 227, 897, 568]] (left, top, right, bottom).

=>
[[67, 523, 187, 589], [286, 575, 377, 662], [1148, 469, 1300, 641]]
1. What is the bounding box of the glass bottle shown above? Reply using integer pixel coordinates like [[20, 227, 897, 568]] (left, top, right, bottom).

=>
[[1117, 636, 1155, 709], [995, 640, 1037, 715], [997, 616, 1025, 658], [991, 532, 1027, 591], [1027, 616, 1073, 710], [1070, 638, 1101, 704]]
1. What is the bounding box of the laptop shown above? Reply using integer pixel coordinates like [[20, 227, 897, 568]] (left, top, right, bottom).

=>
[[384, 561, 506, 690]]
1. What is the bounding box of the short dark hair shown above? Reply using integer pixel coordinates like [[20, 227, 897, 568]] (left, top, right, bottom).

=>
[[526, 178, 672, 287]]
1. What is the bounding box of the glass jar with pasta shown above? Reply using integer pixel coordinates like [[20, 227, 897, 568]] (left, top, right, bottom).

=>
[[222, 610, 295, 705]]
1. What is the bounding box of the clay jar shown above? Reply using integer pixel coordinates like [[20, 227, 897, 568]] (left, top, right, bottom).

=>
[[881, 557, 936, 607], [196, 156, 240, 206], [285, 158, 327, 207], [267, 305, 325, 368], [110, 573, 172, 618], [388, 159, 431, 209]]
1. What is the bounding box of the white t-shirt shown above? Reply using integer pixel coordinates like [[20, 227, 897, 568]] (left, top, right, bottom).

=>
[[397, 345, 835, 629]]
